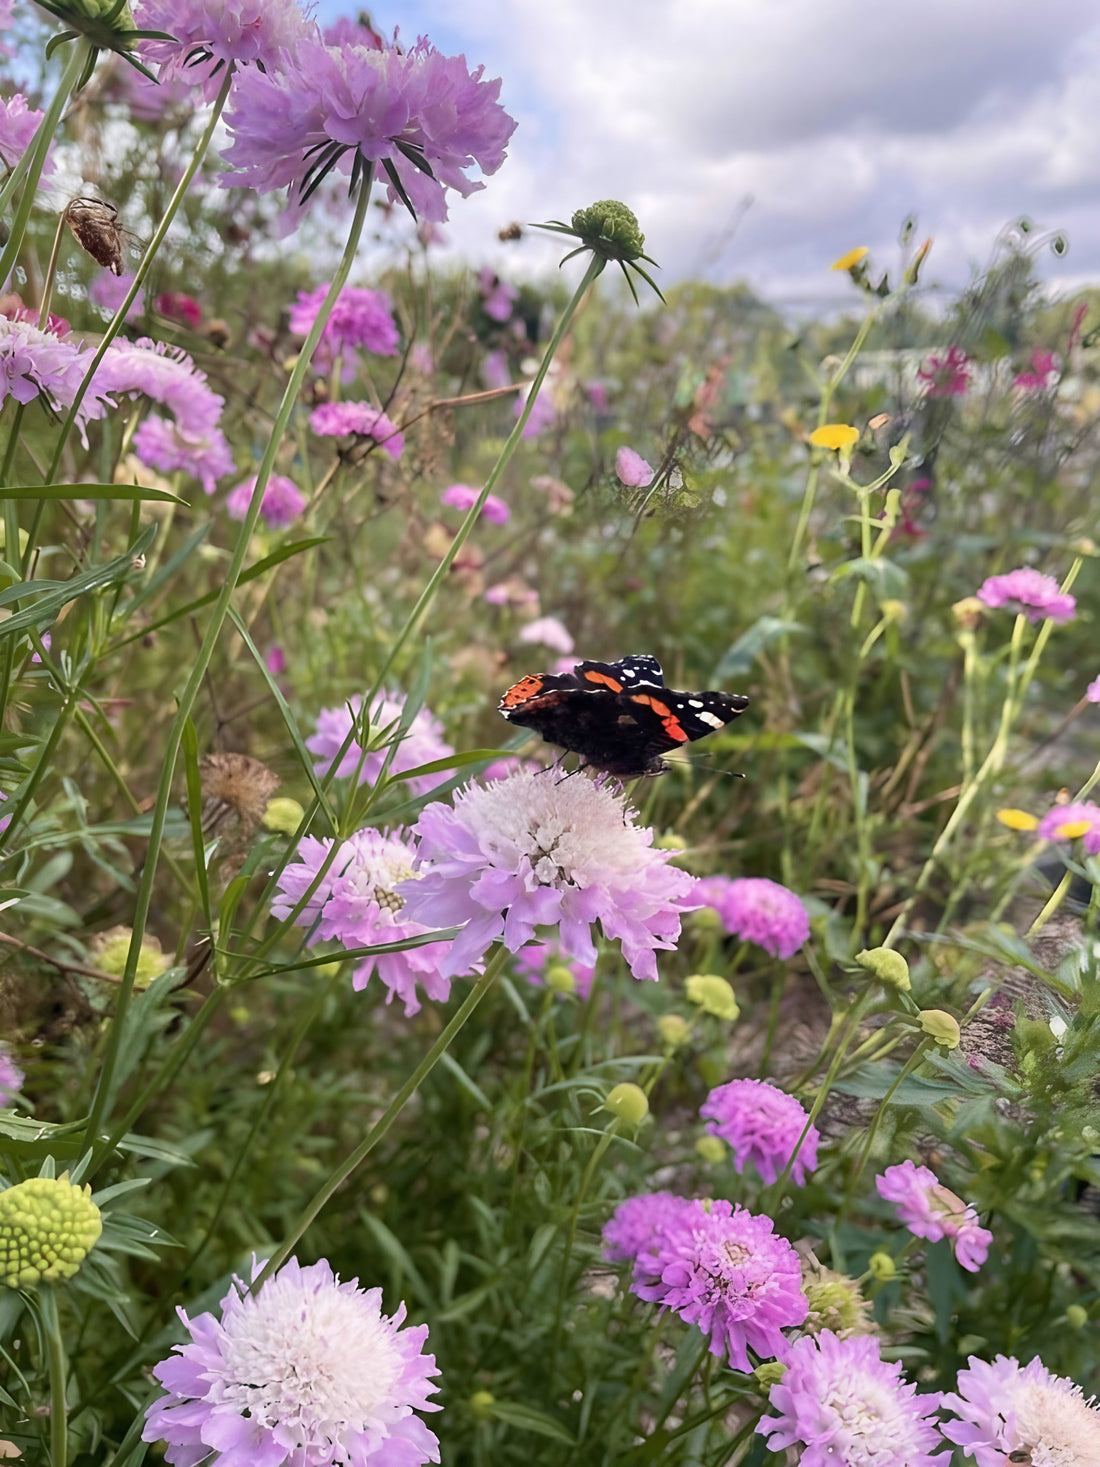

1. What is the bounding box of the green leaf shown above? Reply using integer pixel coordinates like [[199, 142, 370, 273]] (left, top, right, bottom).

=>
[[0, 482, 185, 504], [488, 1402, 576, 1445], [713, 615, 804, 681], [0, 522, 157, 645]]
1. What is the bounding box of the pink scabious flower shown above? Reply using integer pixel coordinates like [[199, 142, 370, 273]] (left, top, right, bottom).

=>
[[1087, 675, 1100, 703], [0, 317, 110, 445], [1014, 348, 1060, 393], [136, 0, 315, 103], [306, 692, 453, 796], [142, 1256, 441, 1467], [516, 386, 555, 438], [478, 267, 517, 323], [155, 292, 203, 329], [309, 400, 404, 459], [0, 789, 9, 835], [266, 645, 286, 675], [220, 33, 516, 226], [616, 446, 653, 487], [398, 769, 699, 982], [757, 1330, 945, 1467], [92, 338, 234, 493], [440, 483, 510, 524], [976, 567, 1075, 624], [603, 1191, 692, 1266], [587, 381, 609, 412], [0, 93, 55, 178], [631, 1198, 807, 1369], [1036, 800, 1100, 855], [89, 270, 145, 321], [518, 616, 574, 655], [289, 283, 400, 377], [271, 827, 456, 1015], [0, 1042, 23, 1106], [513, 941, 595, 1000], [917, 344, 971, 397], [481, 348, 511, 391], [700, 1078, 819, 1186], [695, 875, 810, 961], [225, 473, 306, 528], [941, 1353, 1100, 1467], [876, 1160, 992, 1272]]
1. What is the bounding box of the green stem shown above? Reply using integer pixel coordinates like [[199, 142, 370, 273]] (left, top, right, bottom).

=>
[[842, 1034, 931, 1211], [551, 1126, 617, 1370], [253, 946, 508, 1288], [39, 1286, 67, 1467], [80, 178, 375, 1160]]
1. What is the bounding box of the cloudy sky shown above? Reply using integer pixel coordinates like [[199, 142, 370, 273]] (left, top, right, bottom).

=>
[[317, 0, 1100, 312]]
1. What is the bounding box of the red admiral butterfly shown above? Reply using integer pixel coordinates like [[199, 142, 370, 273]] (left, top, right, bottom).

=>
[[499, 653, 749, 779]]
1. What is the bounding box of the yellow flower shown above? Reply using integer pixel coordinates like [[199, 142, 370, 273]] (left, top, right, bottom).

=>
[[1055, 819, 1092, 839], [809, 423, 859, 451], [996, 808, 1039, 832], [831, 246, 869, 271]]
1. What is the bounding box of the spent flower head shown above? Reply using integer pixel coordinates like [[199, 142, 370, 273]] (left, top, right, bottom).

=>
[[941, 1352, 1100, 1467], [876, 1160, 992, 1271], [0, 1175, 102, 1288], [536, 199, 662, 303], [700, 1077, 820, 1186]]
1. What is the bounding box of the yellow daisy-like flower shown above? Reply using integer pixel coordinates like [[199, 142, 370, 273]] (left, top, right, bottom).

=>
[[996, 808, 1039, 832], [809, 423, 860, 451], [1054, 819, 1092, 839], [831, 246, 869, 271]]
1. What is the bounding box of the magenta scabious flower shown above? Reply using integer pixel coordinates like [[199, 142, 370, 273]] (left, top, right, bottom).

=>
[[695, 875, 810, 960], [758, 1330, 945, 1467], [225, 473, 306, 528], [876, 1160, 992, 1272], [155, 292, 203, 329], [518, 616, 574, 655], [917, 344, 971, 398], [1087, 676, 1100, 703], [631, 1198, 807, 1369], [513, 941, 595, 1000], [93, 339, 234, 492], [0, 317, 110, 445], [440, 483, 510, 524], [290, 283, 399, 376], [0, 1043, 23, 1106], [310, 400, 404, 459], [399, 769, 698, 982], [220, 33, 516, 225], [136, 0, 315, 102], [1014, 348, 1060, 393], [1036, 800, 1100, 855], [89, 270, 145, 321], [700, 1078, 820, 1186], [603, 1191, 692, 1266], [616, 446, 653, 487], [478, 267, 517, 323], [0, 93, 55, 177], [142, 1256, 441, 1466], [942, 1353, 1100, 1466], [272, 827, 456, 1014], [306, 692, 453, 795], [976, 567, 1075, 624]]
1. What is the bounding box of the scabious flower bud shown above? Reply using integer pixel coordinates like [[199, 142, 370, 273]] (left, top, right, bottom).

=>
[[919, 1009, 961, 1048], [685, 973, 740, 1021], [754, 1361, 787, 1387], [469, 1390, 495, 1419], [604, 1083, 648, 1126], [0, 1175, 102, 1288], [868, 1251, 896, 1282], [570, 200, 646, 262], [802, 1260, 874, 1337], [262, 797, 305, 835], [854, 946, 911, 992], [545, 963, 576, 994], [695, 1135, 726, 1164], [91, 927, 169, 987], [657, 1013, 691, 1048], [1067, 1304, 1088, 1328]]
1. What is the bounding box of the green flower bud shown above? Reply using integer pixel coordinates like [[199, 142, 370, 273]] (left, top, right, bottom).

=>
[[1067, 1304, 1088, 1329], [604, 1083, 648, 1126], [919, 1008, 961, 1049], [687, 905, 724, 936], [545, 963, 576, 995], [868, 1251, 896, 1282], [803, 1265, 874, 1336], [855, 946, 911, 992], [695, 1135, 726, 1165], [262, 797, 305, 835], [685, 973, 740, 1022], [469, 1390, 495, 1420], [0, 1175, 102, 1288], [657, 1013, 691, 1048], [753, 1361, 787, 1388], [91, 927, 168, 988], [570, 200, 646, 262]]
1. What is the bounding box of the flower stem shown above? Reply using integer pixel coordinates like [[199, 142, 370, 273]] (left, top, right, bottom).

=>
[[38, 1285, 67, 1467], [254, 946, 509, 1288]]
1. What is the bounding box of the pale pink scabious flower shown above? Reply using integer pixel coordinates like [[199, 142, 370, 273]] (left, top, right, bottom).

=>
[[876, 1160, 992, 1272], [632, 1198, 807, 1369], [0, 317, 110, 445], [481, 348, 510, 391], [136, 0, 315, 103], [271, 827, 456, 1014], [516, 386, 555, 438], [603, 1191, 692, 1266], [0, 789, 9, 835], [225, 473, 305, 528], [941, 1353, 1100, 1467], [518, 616, 574, 655], [399, 769, 698, 982], [701, 1077, 819, 1186], [616, 446, 653, 487], [142, 1256, 441, 1466], [1014, 348, 1060, 393], [917, 345, 971, 398], [220, 33, 516, 226], [587, 381, 609, 412], [478, 267, 517, 323], [1036, 800, 1100, 855], [89, 270, 144, 322], [289, 283, 399, 378], [0, 93, 55, 177], [0, 1043, 23, 1105], [976, 567, 1075, 624], [758, 1330, 945, 1467], [306, 692, 453, 795], [440, 483, 510, 524], [309, 400, 404, 459], [1086, 675, 1100, 703], [513, 941, 595, 1000], [695, 875, 810, 961], [92, 338, 234, 493]]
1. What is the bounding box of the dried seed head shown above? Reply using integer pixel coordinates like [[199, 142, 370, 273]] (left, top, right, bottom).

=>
[[198, 753, 280, 836]]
